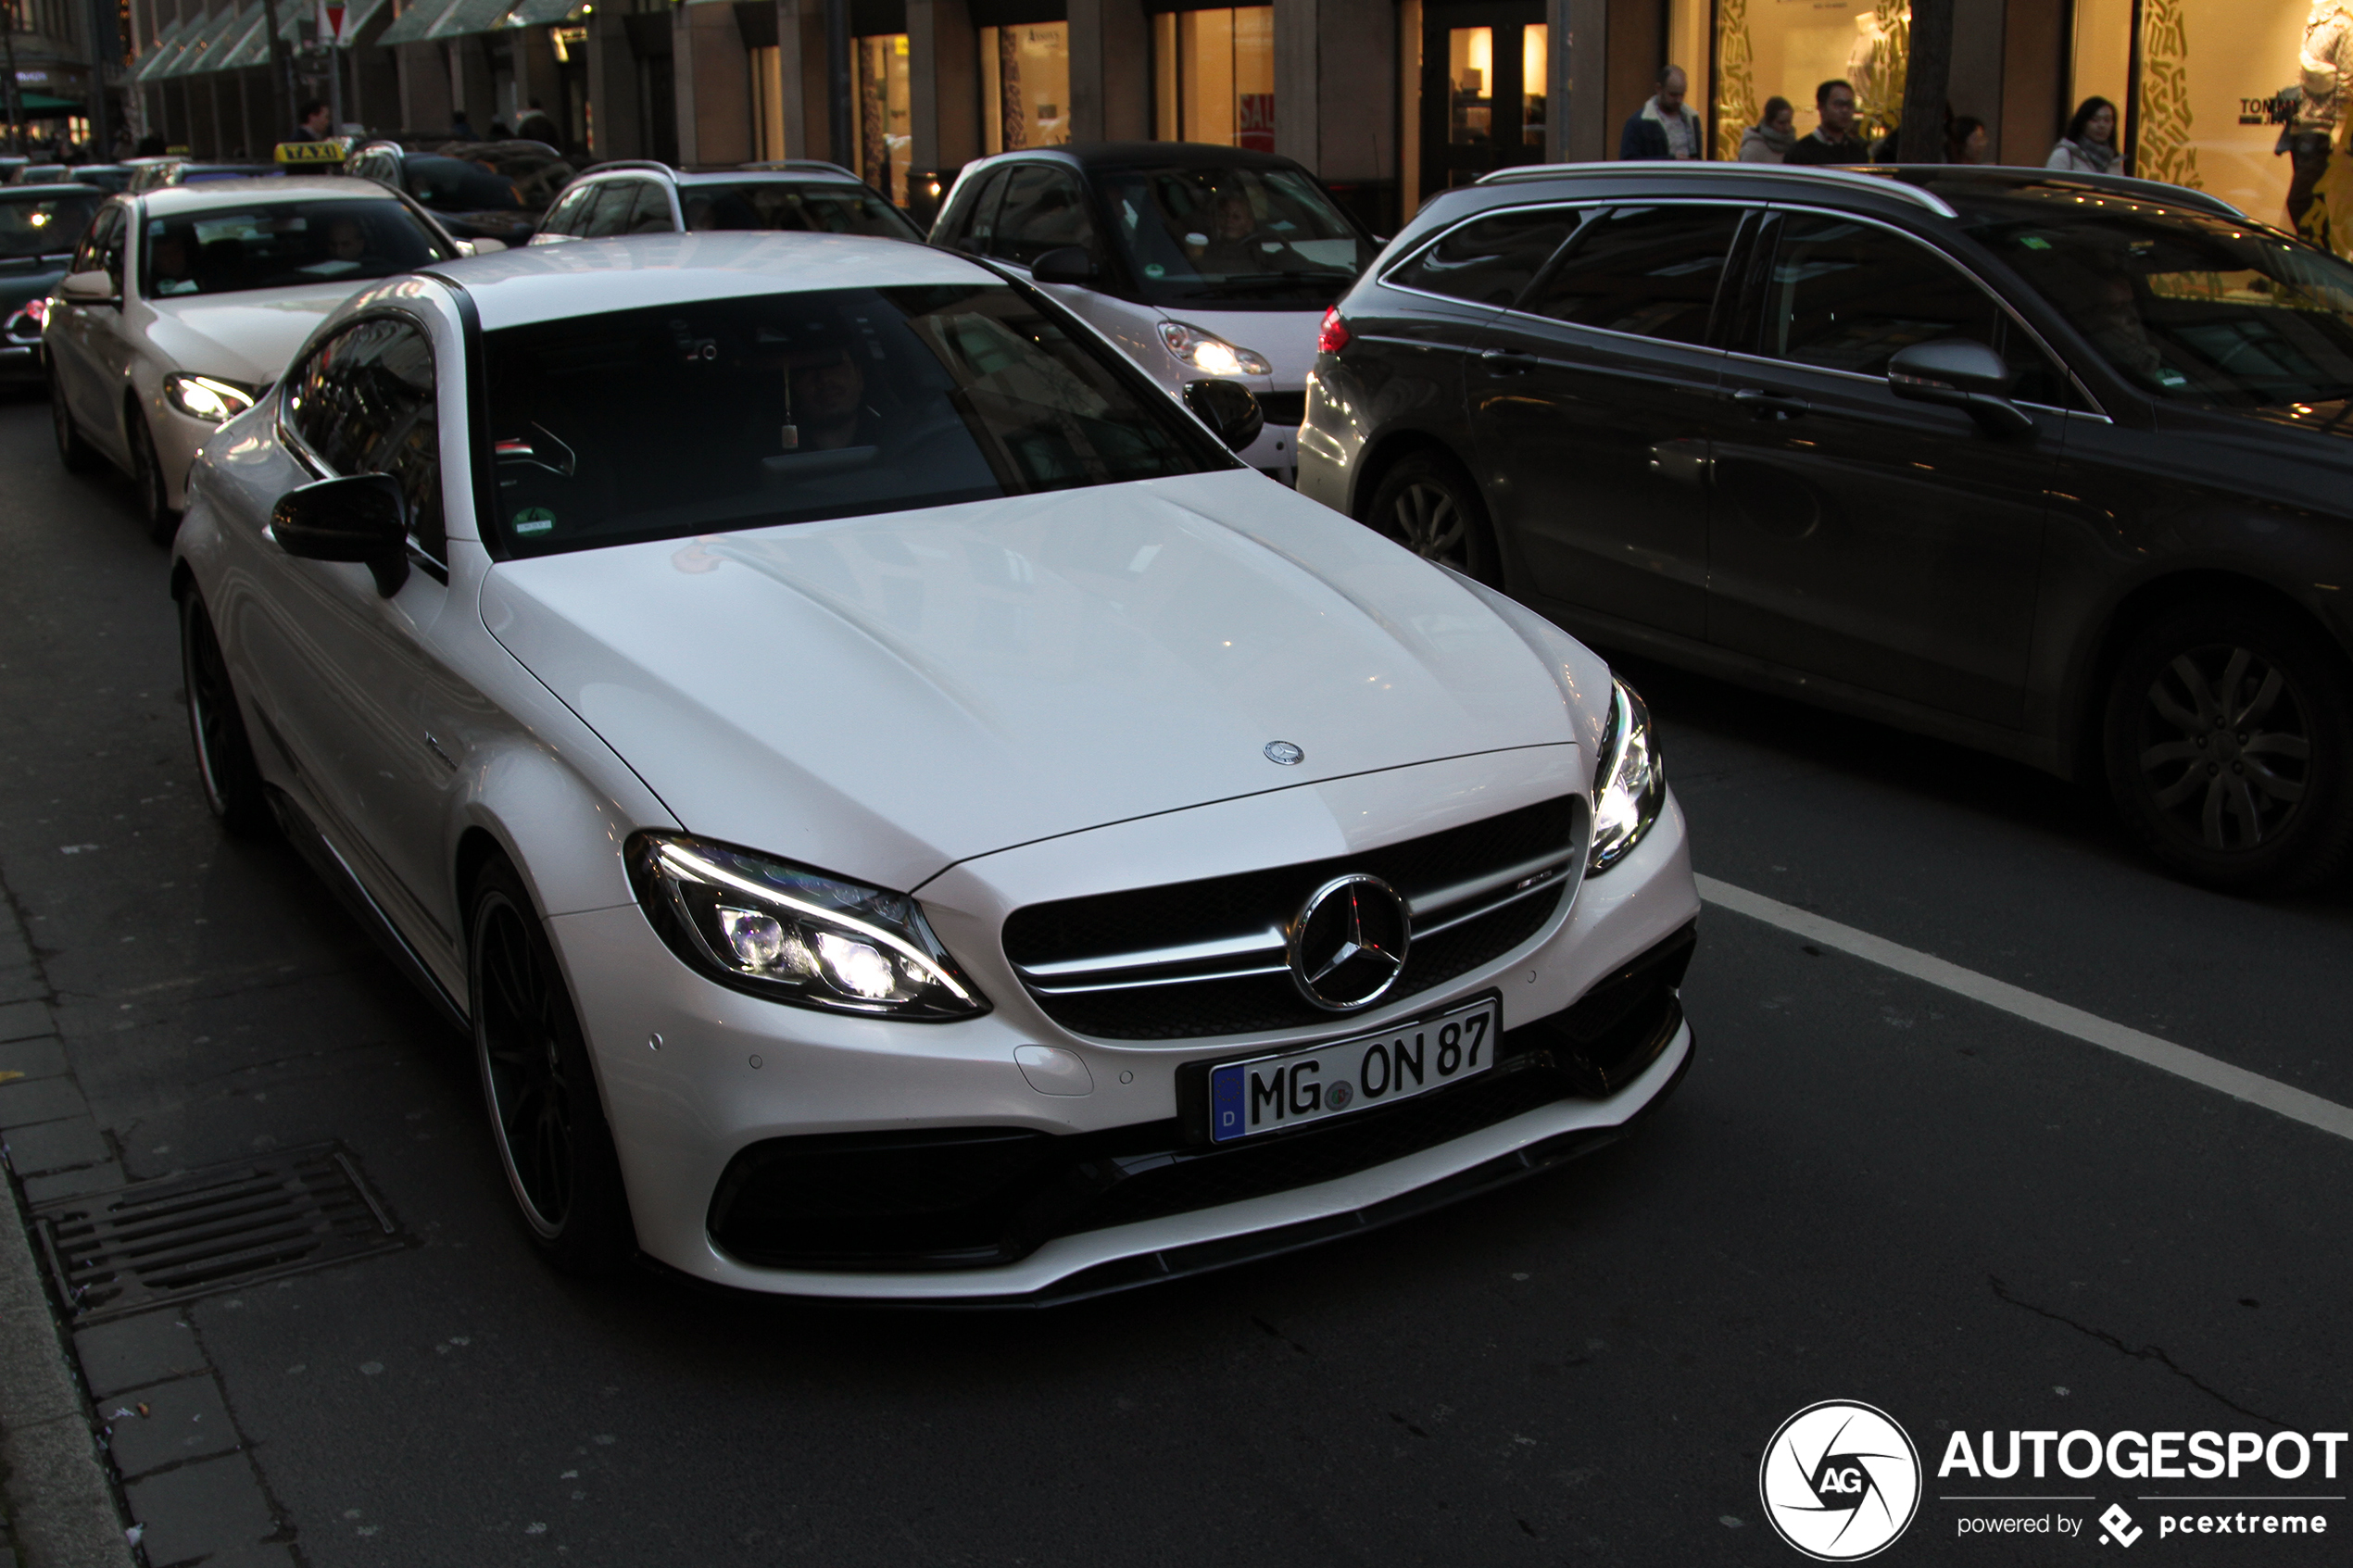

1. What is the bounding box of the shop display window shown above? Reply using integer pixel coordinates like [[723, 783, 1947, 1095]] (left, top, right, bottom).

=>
[[1709, 0, 1908, 160], [981, 22, 1071, 154], [1151, 6, 1275, 150], [855, 33, 911, 206]]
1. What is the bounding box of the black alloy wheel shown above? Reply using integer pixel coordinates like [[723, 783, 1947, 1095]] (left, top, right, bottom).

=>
[[131, 408, 178, 545], [178, 593, 271, 838], [469, 859, 636, 1274], [1362, 448, 1503, 587], [2103, 600, 2353, 893], [50, 367, 96, 473]]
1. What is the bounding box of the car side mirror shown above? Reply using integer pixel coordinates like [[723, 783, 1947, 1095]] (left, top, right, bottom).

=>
[[455, 236, 507, 257], [1029, 245, 1097, 285], [271, 473, 410, 596], [1183, 378, 1265, 454], [1888, 338, 2036, 436], [59, 269, 117, 304]]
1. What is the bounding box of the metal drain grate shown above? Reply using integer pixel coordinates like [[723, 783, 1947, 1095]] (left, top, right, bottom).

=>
[[32, 1142, 405, 1323]]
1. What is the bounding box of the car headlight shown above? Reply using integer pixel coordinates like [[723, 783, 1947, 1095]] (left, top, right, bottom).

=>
[[164, 373, 258, 422], [1588, 678, 1667, 873], [626, 833, 988, 1020], [1158, 320, 1271, 377]]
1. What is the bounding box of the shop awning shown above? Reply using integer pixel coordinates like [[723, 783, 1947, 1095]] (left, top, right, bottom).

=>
[[374, 0, 461, 46], [153, 8, 245, 79], [209, 6, 274, 73], [15, 92, 84, 112], [502, 0, 580, 26], [427, 0, 526, 39], [129, 18, 187, 84], [334, 0, 392, 42]]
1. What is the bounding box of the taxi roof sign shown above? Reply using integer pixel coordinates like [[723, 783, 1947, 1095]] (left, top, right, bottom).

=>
[[275, 136, 352, 166]]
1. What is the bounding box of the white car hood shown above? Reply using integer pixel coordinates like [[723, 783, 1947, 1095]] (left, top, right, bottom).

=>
[[480, 469, 1579, 891], [143, 283, 354, 383]]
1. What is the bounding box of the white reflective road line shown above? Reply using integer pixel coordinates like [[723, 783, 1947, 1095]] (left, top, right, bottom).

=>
[[1695, 873, 2353, 1147]]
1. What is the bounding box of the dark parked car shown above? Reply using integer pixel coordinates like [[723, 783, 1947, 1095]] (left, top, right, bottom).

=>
[[0, 183, 103, 386], [1300, 163, 2353, 892], [346, 138, 574, 247]]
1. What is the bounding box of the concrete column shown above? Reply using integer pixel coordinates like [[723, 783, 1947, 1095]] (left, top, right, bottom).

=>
[[1274, 0, 1316, 169], [776, 0, 827, 157], [1947, 0, 2003, 146], [514, 23, 560, 132], [1067, 0, 1145, 143], [906, 0, 975, 173], [673, 0, 751, 166], [584, 5, 641, 155], [1273, 0, 1391, 182], [1555, 0, 1607, 161], [396, 39, 453, 132], [452, 33, 497, 130]]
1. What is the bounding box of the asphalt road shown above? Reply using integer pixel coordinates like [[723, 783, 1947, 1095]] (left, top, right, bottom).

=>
[[3, 389, 2350, 1568]]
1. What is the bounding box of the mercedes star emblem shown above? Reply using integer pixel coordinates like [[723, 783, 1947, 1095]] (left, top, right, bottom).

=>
[[1288, 873, 1411, 1010], [1265, 741, 1304, 766]]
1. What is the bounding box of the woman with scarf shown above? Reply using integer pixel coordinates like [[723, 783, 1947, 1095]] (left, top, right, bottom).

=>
[[2047, 96, 2120, 173], [1740, 97, 1796, 163]]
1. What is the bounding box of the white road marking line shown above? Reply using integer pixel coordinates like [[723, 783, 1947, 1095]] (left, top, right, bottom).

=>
[[1694, 873, 2353, 1147]]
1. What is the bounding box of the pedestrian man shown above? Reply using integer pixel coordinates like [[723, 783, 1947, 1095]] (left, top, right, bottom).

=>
[[296, 99, 332, 141], [1620, 66, 1705, 160], [1786, 79, 1865, 164]]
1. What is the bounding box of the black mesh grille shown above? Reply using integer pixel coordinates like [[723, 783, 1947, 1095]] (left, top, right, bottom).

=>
[[1256, 392, 1307, 426], [1002, 797, 1582, 1041]]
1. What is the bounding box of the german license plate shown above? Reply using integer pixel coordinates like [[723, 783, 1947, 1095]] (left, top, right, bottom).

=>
[[1206, 997, 1499, 1145]]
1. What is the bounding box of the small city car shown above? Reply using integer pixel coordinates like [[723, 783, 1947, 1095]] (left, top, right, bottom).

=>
[[529, 160, 925, 245], [931, 143, 1380, 484], [1301, 162, 2353, 893], [0, 182, 105, 386], [170, 232, 1700, 1301], [45, 177, 466, 538]]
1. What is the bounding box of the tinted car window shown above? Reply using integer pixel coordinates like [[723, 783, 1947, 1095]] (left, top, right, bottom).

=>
[[404, 157, 526, 211], [579, 182, 635, 238], [2, 189, 100, 258], [1965, 196, 2353, 408], [1095, 163, 1375, 309], [992, 165, 1097, 267], [481, 282, 1229, 556], [284, 316, 446, 559], [624, 182, 673, 233], [943, 168, 1008, 254], [1756, 211, 2069, 404], [139, 199, 454, 298], [539, 185, 594, 236], [680, 181, 921, 238], [1521, 205, 1744, 345], [1389, 207, 1586, 307]]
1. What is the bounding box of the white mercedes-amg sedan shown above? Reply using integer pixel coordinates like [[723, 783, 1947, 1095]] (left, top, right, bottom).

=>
[[171, 232, 1700, 1303]]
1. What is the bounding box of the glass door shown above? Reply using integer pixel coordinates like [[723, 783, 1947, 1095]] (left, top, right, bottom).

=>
[[1421, 1, 1544, 194]]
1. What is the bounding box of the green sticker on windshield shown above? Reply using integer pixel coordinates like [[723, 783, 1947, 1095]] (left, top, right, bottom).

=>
[[512, 506, 557, 535], [1145, 263, 1165, 277], [2020, 235, 2053, 250]]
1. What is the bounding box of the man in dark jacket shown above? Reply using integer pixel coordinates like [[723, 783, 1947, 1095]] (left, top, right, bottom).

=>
[[1785, 79, 1865, 165], [1619, 66, 1704, 160]]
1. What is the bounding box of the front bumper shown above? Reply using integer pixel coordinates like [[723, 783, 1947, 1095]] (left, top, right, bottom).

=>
[[549, 761, 1700, 1300]]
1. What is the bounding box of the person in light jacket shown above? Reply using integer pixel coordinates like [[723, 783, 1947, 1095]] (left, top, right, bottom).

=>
[[1620, 66, 1705, 160], [2047, 96, 2120, 173], [1739, 97, 1795, 162]]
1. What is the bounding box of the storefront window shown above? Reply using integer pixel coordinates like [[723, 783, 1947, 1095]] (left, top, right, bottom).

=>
[[749, 44, 786, 163], [1711, 0, 1908, 159], [982, 22, 1071, 154], [1522, 24, 1547, 149], [855, 33, 911, 206], [1449, 26, 1492, 147], [1151, 7, 1274, 150]]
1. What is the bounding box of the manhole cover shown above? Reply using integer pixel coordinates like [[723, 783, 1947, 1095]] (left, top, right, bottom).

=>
[[32, 1142, 406, 1322]]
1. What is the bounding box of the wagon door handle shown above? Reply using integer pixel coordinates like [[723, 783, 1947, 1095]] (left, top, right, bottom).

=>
[[1480, 348, 1542, 375], [1733, 387, 1811, 419]]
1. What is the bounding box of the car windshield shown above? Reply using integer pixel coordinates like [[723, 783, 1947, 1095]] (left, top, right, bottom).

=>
[[1962, 191, 2353, 408], [679, 181, 921, 239], [140, 199, 456, 298], [0, 191, 99, 258], [483, 282, 1229, 556], [1095, 164, 1376, 308]]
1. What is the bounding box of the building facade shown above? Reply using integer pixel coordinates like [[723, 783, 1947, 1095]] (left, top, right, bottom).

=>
[[116, 0, 2337, 244]]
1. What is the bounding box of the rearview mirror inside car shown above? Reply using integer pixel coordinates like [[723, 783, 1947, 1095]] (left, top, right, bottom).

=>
[[1887, 339, 2036, 436], [58, 270, 117, 304], [1182, 378, 1265, 454], [1029, 246, 1097, 285], [271, 473, 411, 596]]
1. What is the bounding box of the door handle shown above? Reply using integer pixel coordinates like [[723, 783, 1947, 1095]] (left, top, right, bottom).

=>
[[1733, 387, 1811, 419], [1480, 348, 1542, 376]]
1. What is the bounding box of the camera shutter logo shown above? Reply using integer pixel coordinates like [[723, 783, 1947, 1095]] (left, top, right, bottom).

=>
[[1758, 1400, 1921, 1562]]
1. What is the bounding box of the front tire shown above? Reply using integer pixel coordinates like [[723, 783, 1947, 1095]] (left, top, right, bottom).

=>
[[2102, 599, 2353, 893], [130, 408, 178, 545], [469, 859, 637, 1275], [179, 592, 272, 839], [50, 367, 96, 473], [1361, 447, 1502, 586]]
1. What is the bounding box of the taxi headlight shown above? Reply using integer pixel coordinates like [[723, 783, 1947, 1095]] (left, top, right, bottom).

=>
[[164, 372, 258, 422], [626, 833, 988, 1020], [1588, 678, 1667, 873]]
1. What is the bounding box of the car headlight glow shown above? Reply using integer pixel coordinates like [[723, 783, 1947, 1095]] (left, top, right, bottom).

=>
[[164, 372, 258, 422], [1158, 320, 1272, 377], [1588, 677, 1667, 873], [626, 833, 988, 1020]]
